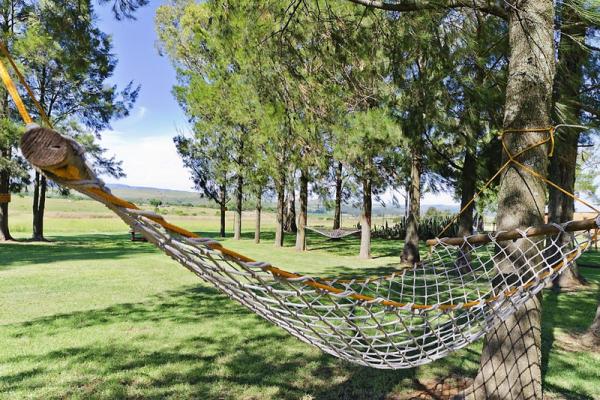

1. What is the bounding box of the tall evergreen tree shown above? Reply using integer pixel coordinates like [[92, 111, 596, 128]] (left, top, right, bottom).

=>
[[14, 0, 137, 241], [345, 0, 556, 398]]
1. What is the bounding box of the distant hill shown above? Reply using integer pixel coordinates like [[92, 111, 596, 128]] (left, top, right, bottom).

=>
[[106, 183, 208, 206], [104, 183, 458, 214]]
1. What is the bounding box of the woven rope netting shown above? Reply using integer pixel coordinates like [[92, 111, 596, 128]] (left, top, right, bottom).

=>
[[67, 176, 598, 369]]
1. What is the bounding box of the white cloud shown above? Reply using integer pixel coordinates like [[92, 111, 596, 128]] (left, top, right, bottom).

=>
[[101, 130, 194, 191], [98, 130, 460, 207]]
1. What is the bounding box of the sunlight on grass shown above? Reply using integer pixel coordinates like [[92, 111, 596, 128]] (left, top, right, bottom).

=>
[[1, 196, 600, 399]]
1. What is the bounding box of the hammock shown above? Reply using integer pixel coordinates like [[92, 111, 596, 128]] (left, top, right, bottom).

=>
[[2, 45, 598, 369], [305, 226, 361, 239], [19, 125, 599, 369]]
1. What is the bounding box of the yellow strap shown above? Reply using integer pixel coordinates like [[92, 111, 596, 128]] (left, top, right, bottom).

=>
[[0, 41, 52, 127], [0, 56, 32, 124]]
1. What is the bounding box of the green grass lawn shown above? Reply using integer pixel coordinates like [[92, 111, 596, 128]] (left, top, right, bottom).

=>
[[1, 197, 600, 399]]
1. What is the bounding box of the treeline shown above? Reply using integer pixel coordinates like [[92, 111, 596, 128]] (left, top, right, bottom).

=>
[[0, 0, 147, 241], [155, 1, 598, 263]]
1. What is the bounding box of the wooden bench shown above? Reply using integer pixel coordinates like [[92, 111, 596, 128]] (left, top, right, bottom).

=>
[[129, 229, 148, 242]]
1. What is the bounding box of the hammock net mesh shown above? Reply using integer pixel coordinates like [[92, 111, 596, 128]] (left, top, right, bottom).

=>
[[107, 199, 596, 369]]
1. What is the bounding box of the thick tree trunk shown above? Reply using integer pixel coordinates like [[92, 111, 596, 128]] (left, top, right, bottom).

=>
[[234, 174, 243, 240], [333, 161, 343, 230], [254, 191, 261, 244], [295, 168, 308, 251], [549, 6, 587, 290], [402, 148, 421, 263], [359, 177, 372, 260], [0, 146, 12, 241], [219, 184, 226, 238], [462, 2, 555, 399], [275, 175, 285, 247], [458, 151, 476, 237], [32, 173, 47, 241]]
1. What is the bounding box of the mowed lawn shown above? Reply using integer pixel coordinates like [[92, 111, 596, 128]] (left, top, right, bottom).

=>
[[1, 196, 600, 399]]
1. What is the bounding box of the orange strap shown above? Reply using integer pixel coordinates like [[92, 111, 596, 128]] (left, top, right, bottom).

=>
[[436, 126, 596, 239]]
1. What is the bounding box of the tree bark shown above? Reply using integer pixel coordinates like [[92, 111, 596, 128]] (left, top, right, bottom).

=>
[[333, 161, 343, 230], [359, 176, 372, 260], [0, 145, 12, 241], [234, 174, 243, 240], [402, 147, 421, 263], [284, 186, 297, 233], [219, 184, 226, 238], [32, 173, 47, 241], [586, 303, 600, 340], [254, 191, 262, 244], [275, 174, 285, 247], [548, 128, 585, 289], [457, 151, 477, 271], [458, 150, 476, 237], [296, 168, 308, 251], [548, 5, 587, 290], [462, 1, 555, 399]]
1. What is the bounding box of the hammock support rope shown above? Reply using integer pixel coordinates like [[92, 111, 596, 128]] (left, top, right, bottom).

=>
[[3, 41, 599, 369]]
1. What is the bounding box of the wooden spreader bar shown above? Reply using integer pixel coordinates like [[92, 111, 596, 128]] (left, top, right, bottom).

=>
[[426, 218, 599, 247]]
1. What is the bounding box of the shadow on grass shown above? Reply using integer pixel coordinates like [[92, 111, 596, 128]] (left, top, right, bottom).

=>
[[539, 266, 600, 399], [2, 236, 600, 399], [3, 284, 418, 400], [0, 234, 159, 270]]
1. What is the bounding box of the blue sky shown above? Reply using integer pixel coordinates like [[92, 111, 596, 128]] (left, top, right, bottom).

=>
[[96, 2, 194, 191]]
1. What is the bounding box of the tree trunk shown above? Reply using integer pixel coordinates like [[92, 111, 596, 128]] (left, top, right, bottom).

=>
[[219, 184, 226, 238], [457, 151, 477, 271], [284, 187, 297, 233], [275, 175, 285, 247], [296, 168, 308, 251], [0, 146, 12, 241], [333, 161, 343, 230], [359, 176, 372, 260], [234, 174, 243, 240], [462, 2, 555, 399], [458, 151, 476, 237], [402, 148, 421, 263], [586, 303, 600, 340], [548, 128, 585, 290], [254, 191, 261, 244], [32, 173, 47, 241], [549, 6, 587, 290]]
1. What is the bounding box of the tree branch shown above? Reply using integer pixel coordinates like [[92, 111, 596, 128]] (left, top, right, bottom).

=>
[[345, 0, 507, 20]]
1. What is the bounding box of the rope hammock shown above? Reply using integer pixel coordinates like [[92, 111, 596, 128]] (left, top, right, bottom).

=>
[[305, 226, 361, 239], [2, 44, 599, 369]]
